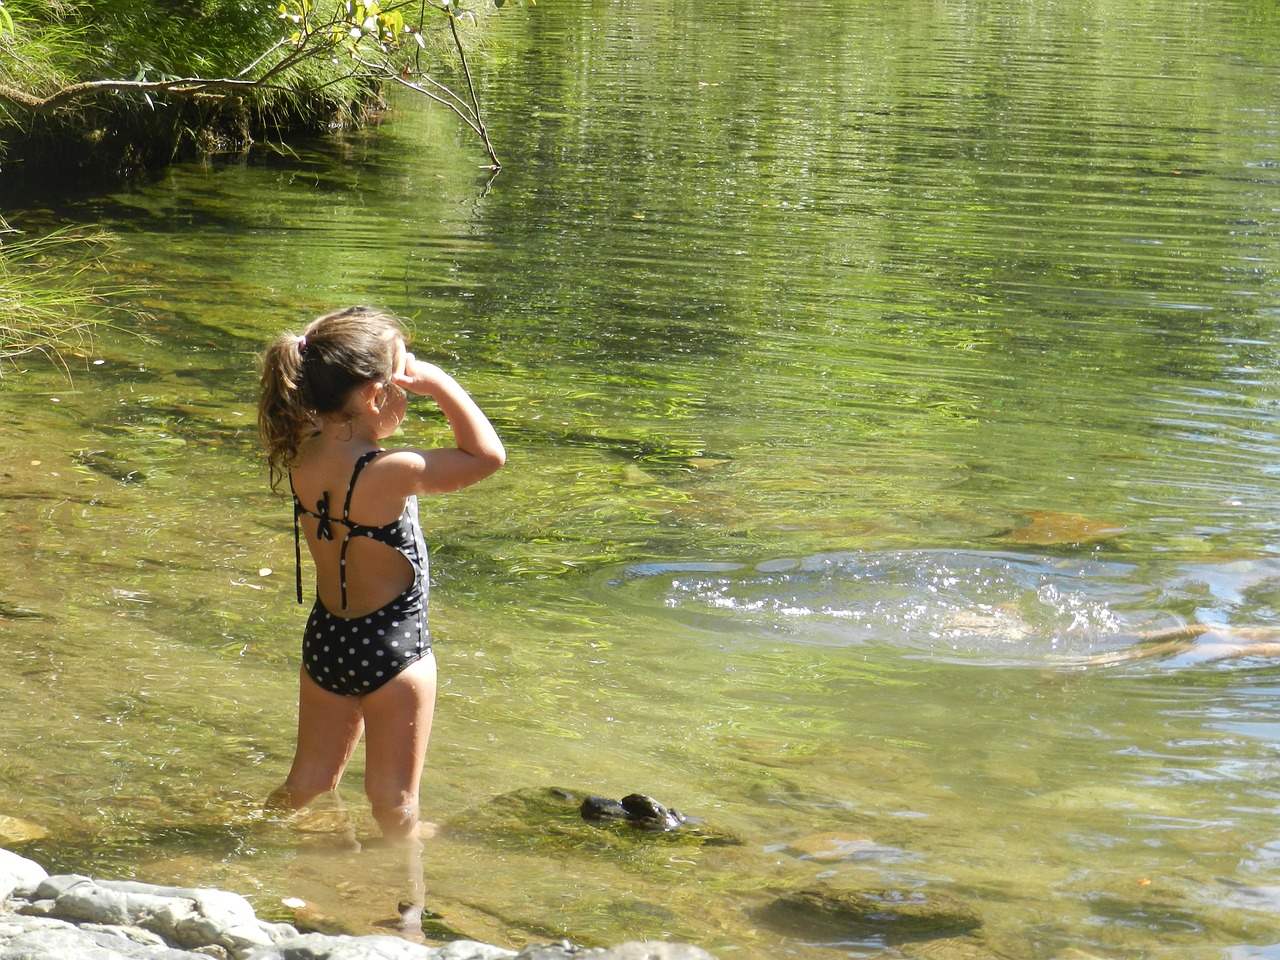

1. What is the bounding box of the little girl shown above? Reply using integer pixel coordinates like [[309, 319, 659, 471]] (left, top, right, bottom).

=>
[[258, 305, 505, 841]]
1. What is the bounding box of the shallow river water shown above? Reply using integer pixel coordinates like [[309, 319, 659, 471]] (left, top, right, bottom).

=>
[[4, 0, 1280, 958]]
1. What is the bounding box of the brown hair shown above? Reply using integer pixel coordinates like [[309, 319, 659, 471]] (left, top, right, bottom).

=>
[[258, 305, 405, 490]]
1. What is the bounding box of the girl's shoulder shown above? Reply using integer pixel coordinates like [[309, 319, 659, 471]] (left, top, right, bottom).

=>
[[361, 447, 431, 495], [291, 442, 382, 498]]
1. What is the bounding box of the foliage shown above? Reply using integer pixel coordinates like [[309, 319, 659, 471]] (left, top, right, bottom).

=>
[[0, 0, 514, 175], [273, 0, 504, 164]]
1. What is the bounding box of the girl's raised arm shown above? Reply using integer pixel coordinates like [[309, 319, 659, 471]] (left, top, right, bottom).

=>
[[391, 354, 505, 494]]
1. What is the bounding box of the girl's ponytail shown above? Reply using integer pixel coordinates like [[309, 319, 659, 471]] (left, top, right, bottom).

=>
[[258, 333, 314, 491], [257, 306, 405, 490]]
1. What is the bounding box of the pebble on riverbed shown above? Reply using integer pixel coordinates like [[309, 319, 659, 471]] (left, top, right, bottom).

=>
[[0, 847, 720, 960]]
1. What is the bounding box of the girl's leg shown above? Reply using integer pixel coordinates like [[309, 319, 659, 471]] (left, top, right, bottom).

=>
[[360, 653, 437, 840], [270, 668, 366, 811]]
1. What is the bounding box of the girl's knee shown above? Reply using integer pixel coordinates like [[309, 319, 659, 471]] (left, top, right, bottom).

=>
[[369, 796, 420, 840], [280, 770, 345, 809], [366, 780, 417, 811]]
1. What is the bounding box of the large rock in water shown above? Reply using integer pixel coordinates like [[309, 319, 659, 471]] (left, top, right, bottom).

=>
[[757, 885, 982, 942], [19, 872, 297, 956]]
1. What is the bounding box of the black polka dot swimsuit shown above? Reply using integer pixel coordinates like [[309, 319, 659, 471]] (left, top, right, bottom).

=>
[[291, 450, 431, 697]]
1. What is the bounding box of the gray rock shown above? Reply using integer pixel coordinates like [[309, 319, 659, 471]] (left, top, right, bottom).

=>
[[78, 923, 171, 948], [244, 934, 514, 959], [0, 913, 206, 959], [515, 943, 717, 960], [0, 852, 46, 903], [0, 849, 716, 960], [430, 942, 518, 960], [17, 874, 296, 958]]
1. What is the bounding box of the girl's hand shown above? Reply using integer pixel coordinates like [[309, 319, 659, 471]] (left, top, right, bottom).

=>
[[385, 349, 506, 494], [391, 352, 448, 397]]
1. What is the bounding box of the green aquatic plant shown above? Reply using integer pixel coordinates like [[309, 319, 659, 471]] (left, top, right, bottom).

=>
[[0, 228, 145, 374]]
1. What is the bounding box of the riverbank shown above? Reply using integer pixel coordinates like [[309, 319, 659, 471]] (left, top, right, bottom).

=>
[[0, 847, 716, 960], [0, 0, 497, 191]]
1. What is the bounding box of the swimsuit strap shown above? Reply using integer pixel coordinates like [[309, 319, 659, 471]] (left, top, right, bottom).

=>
[[294, 500, 303, 604], [292, 489, 336, 603], [342, 450, 383, 523], [290, 450, 383, 607], [290, 475, 307, 604], [335, 450, 384, 610]]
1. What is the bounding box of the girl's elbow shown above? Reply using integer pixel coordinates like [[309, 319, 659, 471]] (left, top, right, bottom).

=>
[[482, 446, 506, 477], [466, 444, 505, 485]]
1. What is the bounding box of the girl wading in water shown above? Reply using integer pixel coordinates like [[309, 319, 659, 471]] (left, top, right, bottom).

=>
[[258, 306, 505, 846]]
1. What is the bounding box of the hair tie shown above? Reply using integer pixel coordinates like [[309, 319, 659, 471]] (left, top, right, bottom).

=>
[[297, 334, 308, 356]]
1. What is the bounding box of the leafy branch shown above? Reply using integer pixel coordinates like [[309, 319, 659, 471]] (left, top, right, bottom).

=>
[[0, 0, 512, 169]]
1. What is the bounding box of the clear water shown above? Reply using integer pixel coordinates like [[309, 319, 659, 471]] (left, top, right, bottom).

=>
[[3, 0, 1280, 956]]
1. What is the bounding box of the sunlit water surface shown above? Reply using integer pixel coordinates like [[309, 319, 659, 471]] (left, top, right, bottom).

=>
[[3, 0, 1280, 957]]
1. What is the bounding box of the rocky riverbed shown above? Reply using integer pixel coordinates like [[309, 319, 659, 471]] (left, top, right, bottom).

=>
[[0, 847, 716, 960]]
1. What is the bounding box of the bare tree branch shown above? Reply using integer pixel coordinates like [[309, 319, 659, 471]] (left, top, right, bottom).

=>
[[0, 77, 280, 114]]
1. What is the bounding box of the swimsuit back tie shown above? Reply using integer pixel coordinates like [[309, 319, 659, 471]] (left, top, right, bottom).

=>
[[292, 451, 422, 611]]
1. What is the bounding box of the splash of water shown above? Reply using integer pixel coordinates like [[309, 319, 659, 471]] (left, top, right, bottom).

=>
[[607, 549, 1280, 665]]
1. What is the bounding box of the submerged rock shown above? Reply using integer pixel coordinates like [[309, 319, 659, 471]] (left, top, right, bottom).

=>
[[782, 831, 907, 863], [452, 788, 741, 850], [578, 794, 687, 833], [0, 816, 48, 845], [994, 510, 1125, 547], [756, 885, 982, 942]]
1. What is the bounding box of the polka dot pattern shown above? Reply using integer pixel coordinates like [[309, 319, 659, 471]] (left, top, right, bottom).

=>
[[303, 587, 430, 696], [290, 455, 430, 696], [293, 453, 432, 698]]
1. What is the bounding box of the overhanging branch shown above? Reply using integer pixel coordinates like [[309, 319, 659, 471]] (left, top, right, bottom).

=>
[[0, 76, 277, 114]]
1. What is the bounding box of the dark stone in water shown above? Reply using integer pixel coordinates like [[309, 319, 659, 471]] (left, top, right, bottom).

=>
[[580, 793, 692, 832], [619, 794, 686, 832], [71, 450, 145, 484], [464, 787, 743, 848], [579, 795, 628, 821], [757, 886, 982, 942]]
